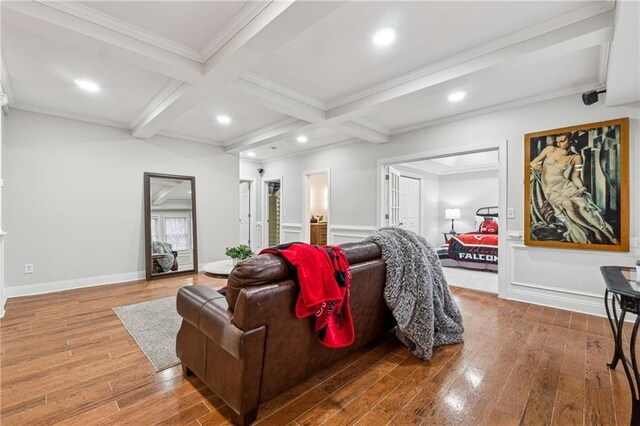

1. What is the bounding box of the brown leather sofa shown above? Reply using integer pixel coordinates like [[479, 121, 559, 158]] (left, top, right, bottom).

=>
[[176, 241, 395, 425]]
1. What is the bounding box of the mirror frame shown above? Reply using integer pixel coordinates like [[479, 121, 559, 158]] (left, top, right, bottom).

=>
[[144, 172, 198, 280]]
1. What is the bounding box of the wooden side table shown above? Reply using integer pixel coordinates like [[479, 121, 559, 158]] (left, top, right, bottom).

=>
[[601, 266, 640, 425]]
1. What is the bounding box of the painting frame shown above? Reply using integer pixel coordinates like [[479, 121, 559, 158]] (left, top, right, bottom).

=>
[[524, 117, 629, 252]]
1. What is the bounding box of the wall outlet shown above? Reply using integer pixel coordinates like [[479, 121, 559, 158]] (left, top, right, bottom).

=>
[[24, 263, 34, 274], [507, 208, 515, 219]]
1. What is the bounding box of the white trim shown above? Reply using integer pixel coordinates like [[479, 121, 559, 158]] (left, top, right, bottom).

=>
[[199, 1, 273, 62], [258, 139, 361, 163], [5, 271, 146, 299], [330, 225, 377, 232], [376, 139, 509, 298], [239, 176, 257, 250], [326, 1, 615, 111], [390, 84, 597, 136], [129, 80, 186, 129], [241, 72, 326, 111], [38, 1, 203, 61], [510, 243, 635, 258], [156, 131, 224, 147], [302, 168, 331, 244], [12, 104, 129, 130], [510, 280, 602, 300]]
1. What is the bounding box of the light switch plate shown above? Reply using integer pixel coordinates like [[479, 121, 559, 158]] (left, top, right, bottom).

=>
[[507, 208, 515, 219], [24, 263, 34, 274]]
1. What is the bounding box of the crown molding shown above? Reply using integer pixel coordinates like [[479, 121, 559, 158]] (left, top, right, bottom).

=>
[[325, 1, 615, 111], [390, 83, 596, 136], [12, 103, 130, 129], [241, 72, 326, 111], [199, 1, 272, 62], [129, 80, 186, 129], [37, 1, 203, 62], [12, 103, 224, 147]]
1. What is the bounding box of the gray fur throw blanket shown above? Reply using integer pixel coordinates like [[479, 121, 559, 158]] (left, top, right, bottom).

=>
[[365, 227, 464, 360]]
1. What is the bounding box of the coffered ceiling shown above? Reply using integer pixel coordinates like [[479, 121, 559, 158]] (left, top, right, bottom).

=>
[[1, 0, 637, 161]]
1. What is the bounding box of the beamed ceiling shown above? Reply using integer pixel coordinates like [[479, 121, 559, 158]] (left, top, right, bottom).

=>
[[1, 0, 638, 161]]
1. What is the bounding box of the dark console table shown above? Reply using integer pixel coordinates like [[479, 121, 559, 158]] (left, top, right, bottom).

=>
[[601, 266, 640, 425]]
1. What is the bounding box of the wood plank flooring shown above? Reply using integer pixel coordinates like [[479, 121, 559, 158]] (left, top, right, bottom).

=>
[[0, 273, 633, 425]]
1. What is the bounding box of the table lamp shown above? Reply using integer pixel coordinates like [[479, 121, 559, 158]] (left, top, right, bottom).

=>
[[445, 208, 461, 234]]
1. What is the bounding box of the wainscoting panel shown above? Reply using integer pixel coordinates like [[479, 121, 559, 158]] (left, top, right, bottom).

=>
[[506, 239, 637, 318], [255, 222, 263, 250], [282, 223, 302, 244], [330, 225, 377, 245]]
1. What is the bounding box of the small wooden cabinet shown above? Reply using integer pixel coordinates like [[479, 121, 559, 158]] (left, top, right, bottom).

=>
[[310, 223, 327, 245]]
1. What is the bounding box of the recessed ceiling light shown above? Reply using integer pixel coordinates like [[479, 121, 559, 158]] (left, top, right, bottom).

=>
[[246, 152, 256, 157], [74, 79, 100, 92], [373, 28, 396, 46], [216, 115, 231, 124], [448, 91, 466, 102], [297, 136, 308, 143]]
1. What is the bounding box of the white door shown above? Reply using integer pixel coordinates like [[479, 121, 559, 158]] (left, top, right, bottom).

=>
[[239, 181, 251, 246], [387, 167, 401, 227], [399, 176, 420, 234]]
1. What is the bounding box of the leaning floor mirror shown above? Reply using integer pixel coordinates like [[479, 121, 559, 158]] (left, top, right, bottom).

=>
[[144, 172, 198, 279]]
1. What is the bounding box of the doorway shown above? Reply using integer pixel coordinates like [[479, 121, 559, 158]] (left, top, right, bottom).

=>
[[263, 179, 282, 247], [239, 180, 251, 247], [378, 140, 508, 297], [303, 170, 330, 245]]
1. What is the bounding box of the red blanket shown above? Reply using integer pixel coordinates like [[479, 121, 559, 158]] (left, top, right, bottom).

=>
[[260, 243, 354, 348]]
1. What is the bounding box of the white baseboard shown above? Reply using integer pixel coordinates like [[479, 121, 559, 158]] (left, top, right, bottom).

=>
[[506, 285, 630, 321], [5, 270, 146, 300]]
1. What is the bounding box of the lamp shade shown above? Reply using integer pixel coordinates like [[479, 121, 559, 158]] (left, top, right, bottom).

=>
[[445, 208, 461, 220]]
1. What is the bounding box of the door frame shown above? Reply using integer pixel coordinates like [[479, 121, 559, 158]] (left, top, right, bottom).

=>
[[376, 139, 508, 298], [262, 176, 283, 248], [239, 177, 256, 249], [302, 168, 331, 244]]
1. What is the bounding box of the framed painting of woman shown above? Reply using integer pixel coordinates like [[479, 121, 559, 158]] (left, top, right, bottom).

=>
[[524, 118, 629, 251]]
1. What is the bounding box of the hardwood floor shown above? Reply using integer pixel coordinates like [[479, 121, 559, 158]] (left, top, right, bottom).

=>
[[0, 273, 633, 425]]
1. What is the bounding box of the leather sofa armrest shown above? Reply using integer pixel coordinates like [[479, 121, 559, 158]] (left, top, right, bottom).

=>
[[177, 285, 247, 358], [231, 280, 298, 331], [177, 285, 226, 327]]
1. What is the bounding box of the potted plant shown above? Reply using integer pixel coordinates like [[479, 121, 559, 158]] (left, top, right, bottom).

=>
[[225, 245, 254, 265]]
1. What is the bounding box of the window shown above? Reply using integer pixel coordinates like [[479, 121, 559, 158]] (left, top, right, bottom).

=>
[[151, 216, 159, 241], [165, 216, 189, 251]]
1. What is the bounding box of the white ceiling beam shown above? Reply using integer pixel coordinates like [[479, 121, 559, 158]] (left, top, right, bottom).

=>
[[325, 10, 615, 122], [132, 1, 346, 139], [230, 76, 326, 123], [1, 2, 203, 83], [229, 75, 389, 145], [225, 118, 313, 153]]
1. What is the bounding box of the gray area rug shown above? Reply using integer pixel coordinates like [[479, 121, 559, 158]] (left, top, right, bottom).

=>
[[113, 296, 181, 371]]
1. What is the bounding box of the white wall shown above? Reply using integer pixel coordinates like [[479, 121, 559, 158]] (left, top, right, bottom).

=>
[[438, 170, 499, 235], [262, 95, 639, 317], [4, 110, 239, 296], [0, 110, 6, 315]]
